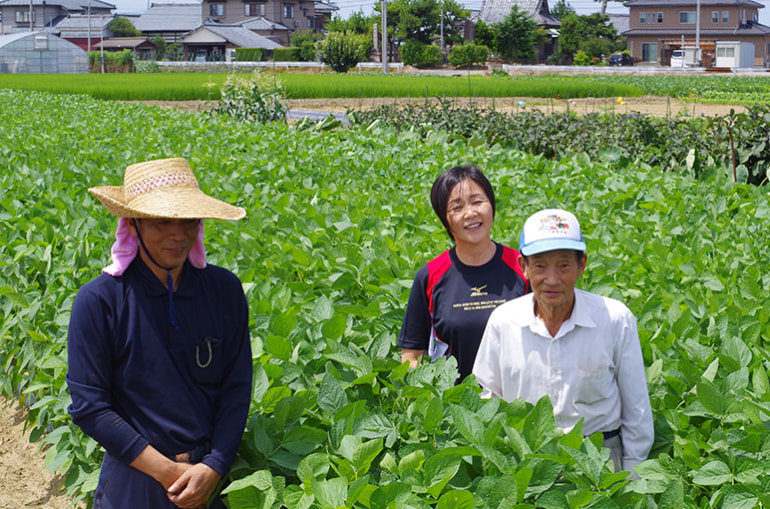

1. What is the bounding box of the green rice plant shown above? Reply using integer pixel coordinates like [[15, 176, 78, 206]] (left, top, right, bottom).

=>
[[0, 72, 643, 101]]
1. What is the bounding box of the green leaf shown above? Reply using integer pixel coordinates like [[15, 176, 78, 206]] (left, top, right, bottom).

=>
[[691, 460, 732, 486], [720, 485, 758, 509], [311, 476, 348, 509], [318, 371, 348, 415], [437, 489, 475, 509], [522, 396, 557, 451], [696, 380, 730, 417], [424, 453, 462, 498], [321, 313, 347, 340]]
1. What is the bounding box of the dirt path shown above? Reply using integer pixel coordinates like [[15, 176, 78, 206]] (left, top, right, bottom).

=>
[[0, 398, 83, 509], [134, 96, 747, 118]]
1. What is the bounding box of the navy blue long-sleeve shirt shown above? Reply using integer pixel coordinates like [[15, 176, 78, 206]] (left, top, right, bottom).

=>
[[67, 256, 252, 480]]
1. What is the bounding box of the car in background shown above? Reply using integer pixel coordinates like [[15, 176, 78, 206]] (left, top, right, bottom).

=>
[[608, 53, 633, 66], [669, 50, 687, 67]]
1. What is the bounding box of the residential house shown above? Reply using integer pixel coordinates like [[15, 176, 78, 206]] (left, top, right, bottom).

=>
[[133, 3, 203, 42], [53, 14, 114, 51], [240, 15, 290, 45], [477, 0, 561, 61], [0, 0, 114, 35], [95, 36, 157, 58], [201, 0, 317, 36], [622, 0, 770, 66], [312, 1, 337, 31], [180, 23, 281, 60]]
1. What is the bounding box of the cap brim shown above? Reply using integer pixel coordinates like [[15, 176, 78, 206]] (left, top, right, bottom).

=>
[[520, 238, 587, 256], [89, 186, 246, 221]]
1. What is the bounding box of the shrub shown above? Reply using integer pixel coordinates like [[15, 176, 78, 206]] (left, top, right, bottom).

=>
[[291, 30, 324, 61], [212, 71, 288, 123], [448, 43, 489, 68], [273, 47, 302, 61], [401, 41, 442, 68], [88, 49, 133, 73], [233, 48, 266, 62], [317, 30, 371, 73], [573, 50, 591, 66], [108, 16, 140, 37]]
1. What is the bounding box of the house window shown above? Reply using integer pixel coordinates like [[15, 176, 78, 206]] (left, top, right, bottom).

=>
[[722, 11, 729, 23], [209, 3, 224, 16], [15, 10, 35, 23], [712, 11, 718, 23], [717, 47, 735, 58], [283, 4, 294, 18], [657, 12, 663, 23], [680, 11, 696, 23], [308, 18, 313, 28], [244, 3, 265, 16], [640, 12, 646, 23], [642, 42, 657, 62]]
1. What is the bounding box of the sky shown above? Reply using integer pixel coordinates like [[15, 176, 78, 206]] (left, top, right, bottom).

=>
[[112, 0, 770, 28]]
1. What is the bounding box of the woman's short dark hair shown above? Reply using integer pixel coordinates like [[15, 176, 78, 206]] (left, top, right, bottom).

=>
[[430, 165, 496, 241]]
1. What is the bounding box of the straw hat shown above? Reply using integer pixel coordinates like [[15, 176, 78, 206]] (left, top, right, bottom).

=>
[[88, 158, 246, 220]]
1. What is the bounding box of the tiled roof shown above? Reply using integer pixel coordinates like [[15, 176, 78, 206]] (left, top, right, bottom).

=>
[[313, 1, 338, 13], [96, 36, 154, 48], [479, 0, 560, 26], [622, 22, 770, 35], [608, 13, 630, 33], [240, 16, 290, 31], [54, 13, 113, 31], [133, 3, 202, 32], [185, 24, 283, 48], [624, 0, 763, 7], [0, 0, 114, 9]]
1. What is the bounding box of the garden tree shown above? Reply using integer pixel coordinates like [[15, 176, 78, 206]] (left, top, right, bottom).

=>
[[550, 0, 575, 20], [317, 30, 372, 72], [152, 35, 167, 60], [380, 0, 468, 47], [493, 4, 537, 62], [325, 10, 377, 34], [473, 19, 494, 49], [108, 16, 140, 37], [290, 29, 323, 61], [558, 12, 624, 60]]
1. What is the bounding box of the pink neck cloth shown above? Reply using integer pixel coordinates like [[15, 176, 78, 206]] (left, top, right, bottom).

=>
[[102, 217, 207, 276]]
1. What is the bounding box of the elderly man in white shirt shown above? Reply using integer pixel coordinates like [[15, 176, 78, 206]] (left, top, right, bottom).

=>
[[473, 209, 653, 476]]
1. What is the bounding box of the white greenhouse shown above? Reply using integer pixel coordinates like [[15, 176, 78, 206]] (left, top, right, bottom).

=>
[[0, 32, 88, 73]]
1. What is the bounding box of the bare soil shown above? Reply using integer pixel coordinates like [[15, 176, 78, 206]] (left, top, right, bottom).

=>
[[136, 96, 746, 118], [0, 398, 83, 509]]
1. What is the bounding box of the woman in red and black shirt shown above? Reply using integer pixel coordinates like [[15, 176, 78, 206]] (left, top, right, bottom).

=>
[[398, 165, 529, 381]]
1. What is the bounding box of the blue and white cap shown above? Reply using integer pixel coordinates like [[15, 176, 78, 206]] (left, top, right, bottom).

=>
[[519, 209, 587, 256]]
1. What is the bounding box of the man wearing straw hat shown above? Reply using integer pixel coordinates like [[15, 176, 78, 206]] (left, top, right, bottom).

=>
[[473, 209, 653, 477], [67, 158, 252, 508]]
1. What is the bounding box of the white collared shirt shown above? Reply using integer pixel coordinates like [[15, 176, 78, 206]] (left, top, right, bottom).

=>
[[473, 289, 654, 473]]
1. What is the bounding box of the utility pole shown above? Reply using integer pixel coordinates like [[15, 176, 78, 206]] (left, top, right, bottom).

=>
[[695, 0, 701, 64], [100, 14, 105, 73], [87, 0, 91, 52], [440, 7, 444, 65], [381, 0, 387, 73]]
